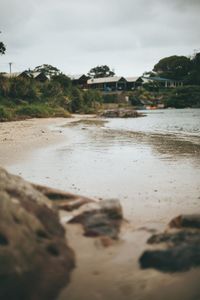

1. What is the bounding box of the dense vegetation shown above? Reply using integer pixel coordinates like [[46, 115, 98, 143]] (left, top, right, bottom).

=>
[[87, 65, 115, 78], [0, 73, 103, 121], [163, 85, 200, 108], [1, 39, 200, 120], [127, 86, 200, 109], [139, 51, 200, 108], [153, 52, 200, 85]]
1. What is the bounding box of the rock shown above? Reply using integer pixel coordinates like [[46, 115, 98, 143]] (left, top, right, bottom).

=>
[[99, 198, 123, 219], [0, 167, 75, 300], [70, 199, 123, 239], [169, 214, 200, 229], [139, 214, 200, 272], [99, 109, 144, 118], [100, 236, 115, 247], [33, 183, 94, 211]]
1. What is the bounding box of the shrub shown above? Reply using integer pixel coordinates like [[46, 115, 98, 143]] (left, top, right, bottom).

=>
[[15, 104, 51, 118], [164, 85, 200, 108], [9, 78, 39, 101], [102, 94, 117, 103], [0, 105, 12, 121], [83, 90, 103, 106], [51, 107, 71, 117]]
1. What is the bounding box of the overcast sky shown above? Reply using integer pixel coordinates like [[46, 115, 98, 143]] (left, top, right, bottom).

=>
[[0, 0, 200, 76]]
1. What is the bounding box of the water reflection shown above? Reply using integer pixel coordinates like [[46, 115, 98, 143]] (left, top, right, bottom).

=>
[[106, 109, 200, 138], [8, 113, 200, 222], [63, 118, 200, 165]]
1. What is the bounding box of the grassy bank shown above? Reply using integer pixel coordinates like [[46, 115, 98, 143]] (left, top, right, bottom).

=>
[[1, 74, 200, 122], [0, 75, 103, 121], [0, 102, 71, 122]]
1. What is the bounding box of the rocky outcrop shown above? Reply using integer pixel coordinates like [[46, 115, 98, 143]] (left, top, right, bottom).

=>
[[99, 109, 144, 118], [139, 214, 200, 272], [0, 167, 75, 300], [70, 199, 123, 239]]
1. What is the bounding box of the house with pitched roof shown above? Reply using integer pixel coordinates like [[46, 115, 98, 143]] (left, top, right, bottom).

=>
[[87, 76, 127, 91], [68, 74, 89, 89], [2, 71, 50, 82], [125, 76, 143, 90]]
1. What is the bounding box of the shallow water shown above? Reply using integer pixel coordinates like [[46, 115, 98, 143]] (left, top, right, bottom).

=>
[[8, 109, 200, 225], [106, 109, 200, 142]]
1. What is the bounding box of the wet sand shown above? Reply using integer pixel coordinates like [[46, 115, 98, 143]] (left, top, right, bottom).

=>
[[5, 116, 199, 225], [0, 115, 200, 300]]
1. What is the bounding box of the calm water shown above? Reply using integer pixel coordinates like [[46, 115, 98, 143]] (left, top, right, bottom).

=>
[[106, 109, 200, 143], [8, 109, 200, 223]]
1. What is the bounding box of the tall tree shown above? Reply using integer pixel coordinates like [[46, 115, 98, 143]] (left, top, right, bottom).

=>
[[33, 64, 60, 77], [52, 73, 72, 91], [153, 55, 191, 80], [188, 52, 200, 85], [88, 65, 115, 78], [0, 41, 6, 55]]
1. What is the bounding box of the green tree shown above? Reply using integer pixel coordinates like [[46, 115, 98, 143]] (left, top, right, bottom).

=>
[[0, 41, 6, 55], [188, 52, 200, 85], [9, 77, 39, 102], [164, 85, 200, 108], [83, 90, 101, 105], [70, 87, 84, 112], [87, 65, 115, 78], [153, 55, 192, 80], [0, 75, 10, 97], [52, 73, 72, 91], [40, 80, 63, 100], [33, 64, 60, 77]]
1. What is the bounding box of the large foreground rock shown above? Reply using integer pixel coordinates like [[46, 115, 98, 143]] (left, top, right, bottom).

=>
[[139, 214, 200, 272], [0, 167, 75, 300]]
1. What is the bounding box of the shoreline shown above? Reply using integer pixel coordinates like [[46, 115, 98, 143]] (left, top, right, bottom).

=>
[[0, 118, 65, 166], [0, 115, 96, 167], [1, 115, 200, 300], [1, 115, 199, 224]]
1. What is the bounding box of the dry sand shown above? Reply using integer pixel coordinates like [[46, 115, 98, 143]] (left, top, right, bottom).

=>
[[0, 118, 66, 166]]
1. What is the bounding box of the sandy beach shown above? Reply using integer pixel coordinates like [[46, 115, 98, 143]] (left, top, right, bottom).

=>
[[0, 118, 69, 166], [0, 113, 200, 300]]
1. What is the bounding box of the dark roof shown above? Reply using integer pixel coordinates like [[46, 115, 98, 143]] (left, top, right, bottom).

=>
[[142, 76, 183, 83]]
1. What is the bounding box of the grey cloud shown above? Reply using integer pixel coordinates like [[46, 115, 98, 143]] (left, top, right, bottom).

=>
[[0, 0, 199, 76]]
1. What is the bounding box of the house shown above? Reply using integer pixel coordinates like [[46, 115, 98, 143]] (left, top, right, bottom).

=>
[[142, 76, 183, 88], [125, 76, 143, 90], [87, 76, 127, 91], [2, 71, 50, 82], [31, 72, 50, 82], [2, 72, 24, 78], [68, 74, 89, 89]]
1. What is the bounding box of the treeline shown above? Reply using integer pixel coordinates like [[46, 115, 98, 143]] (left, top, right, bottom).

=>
[[128, 85, 200, 109], [153, 52, 200, 84], [163, 85, 200, 108], [0, 73, 103, 121], [140, 51, 200, 108]]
